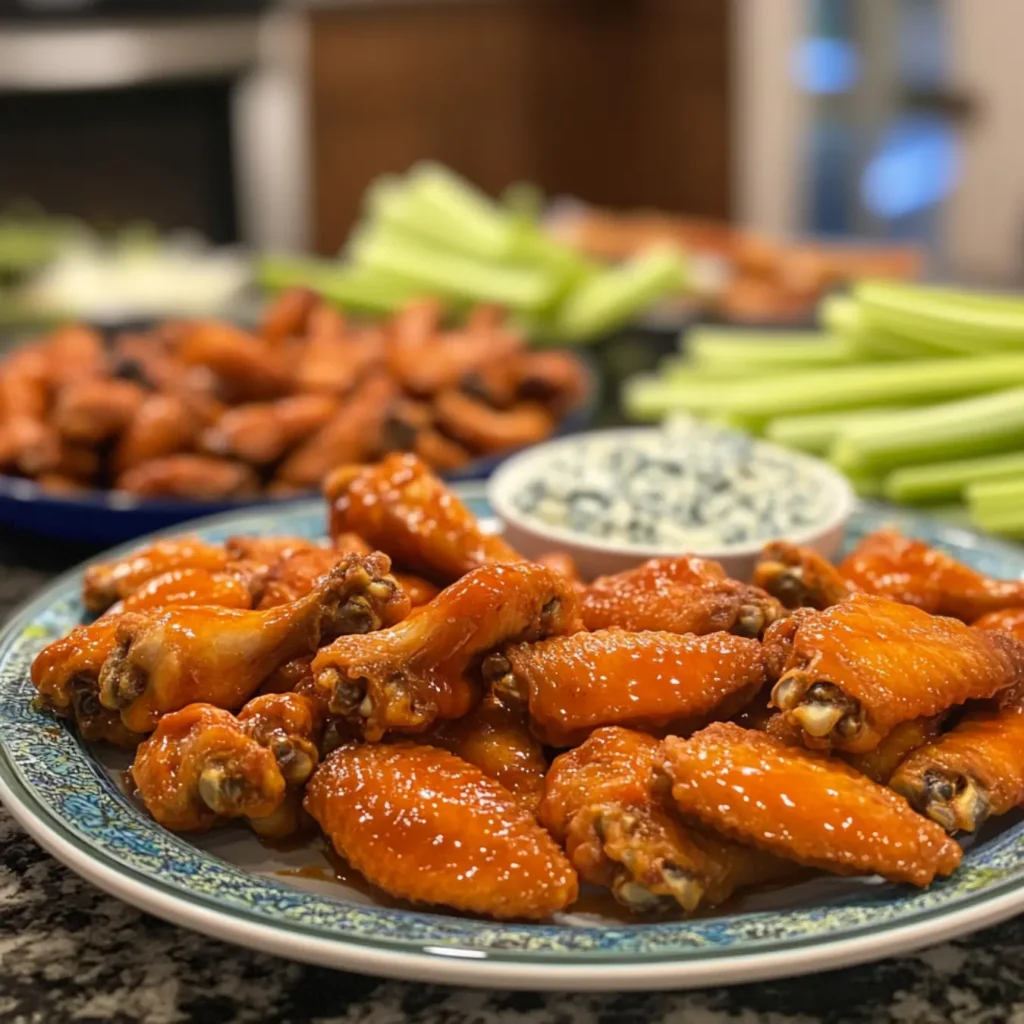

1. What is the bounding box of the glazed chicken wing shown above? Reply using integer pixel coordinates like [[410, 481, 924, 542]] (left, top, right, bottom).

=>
[[177, 321, 292, 401], [313, 562, 581, 740], [540, 727, 793, 914], [116, 454, 260, 500], [661, 722, 962, 886], [429, 694, 548, 809], [98, 553, 406, 733], [974, 607, 1024, 640], [840, 715, 946, 785], [432, 390, 555, 454], [114, 393, 205, 476], [890, 696, 1024, 833], [304, 743, 577, 919], [31, 619, 145, 747], [582, 555, 782, 638], [83, 537, 232, 613], [768, 593, 1024, 752], [840, 528, 1024, 621], [106, 567, 256, 615], [488, 629, 765, 746], [131, 692, 322, 835], [325, 453, 520, 584], [753, 540, 854, 610], [0, 348, 61, 475]]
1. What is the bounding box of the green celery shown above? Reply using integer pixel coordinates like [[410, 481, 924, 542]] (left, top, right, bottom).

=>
[[350, 225, 557, 310], [622, 373, 725, 421], [685, 328, 853, 370], [967, 475, 1024, 509], [551, 246, 688, 342], [831, 387, 1024, 473], [886, 452, 1024, 505], [766, 407, 908, 455]]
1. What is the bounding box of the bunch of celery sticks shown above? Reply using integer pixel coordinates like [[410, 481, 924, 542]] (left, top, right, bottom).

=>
[[257, 163, 687, 344], [626, 280, 1024, 538]]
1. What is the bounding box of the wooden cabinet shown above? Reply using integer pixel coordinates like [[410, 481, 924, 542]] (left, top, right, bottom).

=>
[[309, 0, 732, 253]]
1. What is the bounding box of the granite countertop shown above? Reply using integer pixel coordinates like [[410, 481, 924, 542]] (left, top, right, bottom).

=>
[[2, 527, 1024, 1024]]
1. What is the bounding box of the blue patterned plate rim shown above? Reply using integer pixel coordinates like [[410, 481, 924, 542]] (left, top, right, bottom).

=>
[[3, 492, 1024, 989]]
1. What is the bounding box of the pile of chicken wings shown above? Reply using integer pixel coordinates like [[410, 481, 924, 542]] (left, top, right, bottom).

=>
[[30, 452, 1024, 920], [0, 292, 586, 499]]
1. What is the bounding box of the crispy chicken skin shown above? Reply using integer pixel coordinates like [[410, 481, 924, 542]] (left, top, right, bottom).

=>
[[131, 693, 322, 835], [106, 568, 256, 615], [890, 695, 1024, 833], [313, 562, 581, 740], [98, 554, 406, 733], [432, 390, 555, 454], [840, 715, 946, 785], [114, 393, 204, 475], [53, 378, 146, 444], [974, 608, 1024, 640], [768, 594, 1024, 753], [304, 743, 578, 919], [429, 694, 548, 809], [753, 540, 854, 610], [582, 555, 783, 638], [661, 723, 962, 886], [324, 453, 520, 584], [840, 528, 1024, 621], [177, 321, 292, 401], [540, 727, 792, 913], [83, 537, 232, 614], [489, 629, 765, 747]]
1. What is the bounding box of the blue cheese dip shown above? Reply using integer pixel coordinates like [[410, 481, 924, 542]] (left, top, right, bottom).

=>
[[509, 419, 839, 550]]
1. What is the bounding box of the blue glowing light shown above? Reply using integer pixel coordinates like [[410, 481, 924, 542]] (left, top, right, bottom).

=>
[[791, 37, 861, 94]]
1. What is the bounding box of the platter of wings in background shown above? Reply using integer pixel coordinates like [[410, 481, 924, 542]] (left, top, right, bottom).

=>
[[5, 455, 1024, 989]]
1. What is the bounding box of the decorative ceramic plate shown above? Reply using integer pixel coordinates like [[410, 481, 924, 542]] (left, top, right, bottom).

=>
[[2, 490, 1024, 991]]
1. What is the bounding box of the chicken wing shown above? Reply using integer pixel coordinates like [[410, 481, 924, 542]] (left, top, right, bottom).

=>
[[259, 287, 318, 344], [313, 562, 580, 740], [31, 619, 145, 747], [201, 394, 338, 465], [515, 350, 590, 416], [116, 455, 260, 500], [52, 378, 146, 444], [581, 555, 783, 638], [432, 390, 555, 454], [177, 321, 292, 401], [114, 393, 204, 476], [106, 567, 256, 615], [275, 372, 397, 489], [838, 714, 946, 785], [0, 348, 61, 475], [753, 540, 854, 610], [304, 743, 577, 919], [98, 553, 406, 733], [131, 692, 322, 835], [769, 593, 1024, 752], [974, 607, 1024, 640], [540, 727, 793, 914], [325, 453, 520, 584], [43, 324, 107, 386], [488, 629, 765, 746], [661, 722, 962, 886], [429, 694, 548, 809], [890, 697, 1024, 833], [83, 537, 232, 614], [840, 528, 1024, 621]]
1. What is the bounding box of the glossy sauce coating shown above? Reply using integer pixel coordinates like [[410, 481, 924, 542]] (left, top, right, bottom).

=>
[[582, 555, 782, 637], [975, 607, 1024, 640], [841, 715, 945, 784], [540, 726, 791, 912], [662, 722, 962, 886], [83, 537, 231, 613], [107, 567, 255, 615], [840, 529, 1024, 621], [325, 453, 520, 584], [313, 561, 581, 740], [32, 618, 121, 712], [304, 743, 577, 919], [753, 540, 854, 610], [891, 707, 1024, 822], [774, 593, 1024, 751], [501, 629, 765, 746], [429, 695, 548, 809]]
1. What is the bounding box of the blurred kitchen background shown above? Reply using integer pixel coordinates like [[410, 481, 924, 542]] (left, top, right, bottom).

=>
[[1, 0, 1018, 280]]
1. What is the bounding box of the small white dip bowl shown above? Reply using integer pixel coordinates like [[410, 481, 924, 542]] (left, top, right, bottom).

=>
[[488, 425, 855, 581]]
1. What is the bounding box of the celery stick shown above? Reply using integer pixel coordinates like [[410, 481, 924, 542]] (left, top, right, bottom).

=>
[[366, 178, 486, 257], [886, 452, 1024, 504], [846, 472, 887, 499], [820, 294, 860, 336], [407, 162, 515, 258], [831, 387, 1024, 473], [766, 407, 908, 455], [350, 225, 557, 310], [967, 475, 1024, 508], [857, 280, 1024, 351], [551, 246, 688, 342], [256, 255, 425, 314], [686, 328, 853, 370], [660, 357, 793, 382], [622, 373, 725, 421]]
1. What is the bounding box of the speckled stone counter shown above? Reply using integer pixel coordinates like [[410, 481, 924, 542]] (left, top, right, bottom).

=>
[[3, 526, 1024, 1024]]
